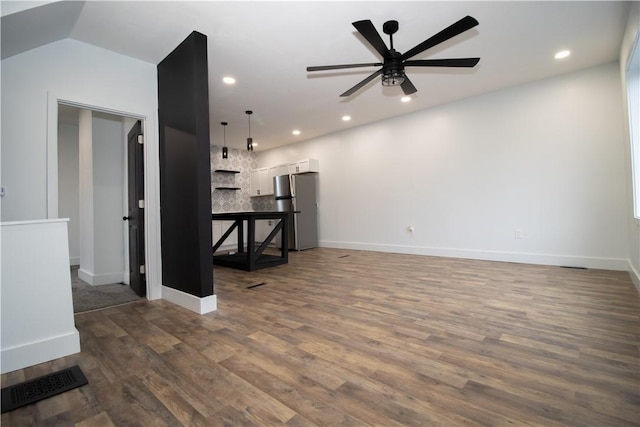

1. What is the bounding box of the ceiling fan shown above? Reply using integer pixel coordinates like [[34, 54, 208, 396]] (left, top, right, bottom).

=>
[[306, 16, 480, 97]]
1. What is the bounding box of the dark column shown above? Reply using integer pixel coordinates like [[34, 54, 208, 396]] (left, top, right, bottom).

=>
[[157, 31, 213, 298]]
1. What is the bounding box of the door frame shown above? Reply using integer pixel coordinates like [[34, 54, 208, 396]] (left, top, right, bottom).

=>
[[46, 92, 162, 300]]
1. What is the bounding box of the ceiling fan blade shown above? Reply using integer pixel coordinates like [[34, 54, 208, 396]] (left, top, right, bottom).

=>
[[340, 69, 383, 97], [307, 62, 383, 72], [401, 77, 417, 95], [400, 15, 479, 61], [352, 20, 389, 58], [404, 58, 480, 68]]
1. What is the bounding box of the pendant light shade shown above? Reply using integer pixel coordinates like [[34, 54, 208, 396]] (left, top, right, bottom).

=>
[[221, 121, 228, 159], [246, 110, 254, 152]]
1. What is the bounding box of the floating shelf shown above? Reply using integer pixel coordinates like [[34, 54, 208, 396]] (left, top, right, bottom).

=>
[[215, 187, 241, 190], [214, 169, 240, 173]]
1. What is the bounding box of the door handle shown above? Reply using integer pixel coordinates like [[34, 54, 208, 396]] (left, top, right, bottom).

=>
[[123, 216, 131, 221]]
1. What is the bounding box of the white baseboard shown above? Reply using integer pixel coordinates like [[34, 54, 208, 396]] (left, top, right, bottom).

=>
[[319, 241, 629, 271], [78, 268, 124, 286], [1, 330, 81, 374], [69, 256, 80, 266], [162, 286, 217, 314]]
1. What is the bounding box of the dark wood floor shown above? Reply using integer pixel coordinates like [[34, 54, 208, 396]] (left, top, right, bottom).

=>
[[2, 248, 639, 426]]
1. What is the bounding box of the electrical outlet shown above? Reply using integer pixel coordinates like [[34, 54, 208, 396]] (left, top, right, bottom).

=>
[[515, 228, 523, 239]]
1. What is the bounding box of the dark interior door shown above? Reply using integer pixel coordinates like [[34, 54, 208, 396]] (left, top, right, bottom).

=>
[[126, 120, 146, 297]]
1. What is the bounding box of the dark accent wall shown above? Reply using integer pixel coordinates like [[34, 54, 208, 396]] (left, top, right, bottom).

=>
[[158, 31, 213, 298]]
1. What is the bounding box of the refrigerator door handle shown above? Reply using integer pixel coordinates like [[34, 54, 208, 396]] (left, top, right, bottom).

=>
[[290, 175, 296, 197]]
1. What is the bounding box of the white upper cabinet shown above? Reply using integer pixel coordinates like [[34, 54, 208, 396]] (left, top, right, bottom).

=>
[[250, 159, 318, 197], [274, 164, 291, 178], [250, 167, 276, 197], [290, 159, 319, 174]]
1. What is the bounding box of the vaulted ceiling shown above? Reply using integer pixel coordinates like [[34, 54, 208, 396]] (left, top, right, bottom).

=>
[[1, 1, 630, 151]]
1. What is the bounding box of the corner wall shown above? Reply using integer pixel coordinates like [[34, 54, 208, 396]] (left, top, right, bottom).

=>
[[619, 1, 640, 290], [210, 146, 257, 212], [1, 38, 162, 299], [258, 62, 629, 271], [209, 146, 273, 212]]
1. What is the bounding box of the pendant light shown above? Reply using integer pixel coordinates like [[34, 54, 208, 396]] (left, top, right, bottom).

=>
[[221, 121, 228, 159], [246, 110, 254, 152]]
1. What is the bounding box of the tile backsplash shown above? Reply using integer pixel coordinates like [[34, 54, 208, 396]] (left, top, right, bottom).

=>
[[210, 146, 275, 212]]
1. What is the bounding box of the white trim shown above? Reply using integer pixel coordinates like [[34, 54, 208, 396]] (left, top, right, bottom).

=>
[[1, 218, 69, 226], [47, 92, 59, 218], [46, 91, 162, 302], [320, 240, 629, 271], [141, 114, 163, 301], [77, 269, 124, 286], [1, 331, 81, 374], [162, 286, 217, 315]]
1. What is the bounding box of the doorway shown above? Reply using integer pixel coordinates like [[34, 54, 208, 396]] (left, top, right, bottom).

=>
[[57, 104, 145, 310]]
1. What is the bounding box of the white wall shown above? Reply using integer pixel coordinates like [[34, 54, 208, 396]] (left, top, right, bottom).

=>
[[92, 112, 124, 283], [1, 38, 162, 299], [619, 1, 640, 290], [78, 109, 94, 278], [58, 121, 80, 264], [259, 62, 629, 270], [78, 111, 125, 285]]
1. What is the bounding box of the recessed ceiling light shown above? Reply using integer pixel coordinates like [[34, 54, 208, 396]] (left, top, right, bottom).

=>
[[292, 130, 301, 136], [554, 50, 571, 60], [401, 96, 411, 103], [342, 115, 351, 121], [222, 76, 236, 84]]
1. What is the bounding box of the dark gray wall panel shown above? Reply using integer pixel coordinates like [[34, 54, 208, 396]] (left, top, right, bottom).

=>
[[158, 31, 213, 298]]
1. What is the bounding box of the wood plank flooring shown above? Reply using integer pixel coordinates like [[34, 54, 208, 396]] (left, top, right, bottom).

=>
[[2, 248, 639, 426]]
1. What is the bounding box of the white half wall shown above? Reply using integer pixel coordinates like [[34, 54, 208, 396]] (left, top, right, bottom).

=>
[[258, 62, 629, 271], [1, 38, 162, 300], [1, 219, 80, 374]]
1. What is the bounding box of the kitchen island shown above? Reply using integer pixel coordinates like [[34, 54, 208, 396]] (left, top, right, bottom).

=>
[[211, 211, 289, 271]]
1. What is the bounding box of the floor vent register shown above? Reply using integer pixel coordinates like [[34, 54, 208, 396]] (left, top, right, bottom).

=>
[[1, 365, 88, 413]]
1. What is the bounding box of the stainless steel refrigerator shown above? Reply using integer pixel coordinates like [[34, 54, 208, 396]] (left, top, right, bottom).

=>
[[274, 173, 318, 250]]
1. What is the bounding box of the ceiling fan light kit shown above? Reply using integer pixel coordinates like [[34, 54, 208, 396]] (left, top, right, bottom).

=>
[[307, 15, 480, 97], [381, 70, 406, 87]]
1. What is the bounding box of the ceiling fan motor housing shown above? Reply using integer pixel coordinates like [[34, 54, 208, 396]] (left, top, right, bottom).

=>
[[382, 50, 405, 86]]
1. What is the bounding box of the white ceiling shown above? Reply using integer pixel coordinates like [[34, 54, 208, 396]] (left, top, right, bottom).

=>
[[1, 1, 630, 151]]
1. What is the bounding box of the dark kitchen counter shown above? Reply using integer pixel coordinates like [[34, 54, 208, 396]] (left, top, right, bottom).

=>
[[211, 211, 289, 271], [211, 211, 288, 221]]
